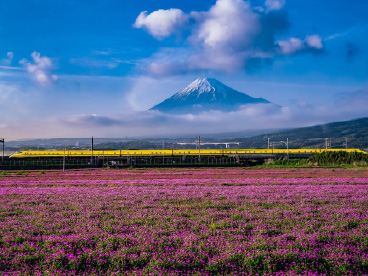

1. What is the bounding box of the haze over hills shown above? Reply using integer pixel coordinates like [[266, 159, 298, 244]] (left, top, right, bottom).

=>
[[235, 117, 368, 150], [4, 118, 368, 152], [150, 78, 273, 114]]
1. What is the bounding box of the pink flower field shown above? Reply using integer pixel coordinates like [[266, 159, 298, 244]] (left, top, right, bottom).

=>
[[1, 168, 368, 275]]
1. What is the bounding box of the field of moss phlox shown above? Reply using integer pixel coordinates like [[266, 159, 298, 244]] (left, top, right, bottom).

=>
[[1, 167, 368, 275]]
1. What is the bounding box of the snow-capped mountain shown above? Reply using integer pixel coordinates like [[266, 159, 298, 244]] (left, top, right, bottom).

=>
[[150, 78, 272, 114]]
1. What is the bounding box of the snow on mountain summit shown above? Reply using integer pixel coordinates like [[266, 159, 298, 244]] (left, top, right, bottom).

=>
[[179, 78, 225, 97], [150, 78, 273, 114]]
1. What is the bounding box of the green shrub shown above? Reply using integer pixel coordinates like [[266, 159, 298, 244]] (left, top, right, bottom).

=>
[[309, 151, 368, 165]]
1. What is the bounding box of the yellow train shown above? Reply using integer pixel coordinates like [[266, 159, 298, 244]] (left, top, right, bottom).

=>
[[9, 148, 366, 158]]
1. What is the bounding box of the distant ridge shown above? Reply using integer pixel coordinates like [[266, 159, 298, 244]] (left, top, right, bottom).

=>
[[150, 78, 272, 114], [236, 117, 368, 149]]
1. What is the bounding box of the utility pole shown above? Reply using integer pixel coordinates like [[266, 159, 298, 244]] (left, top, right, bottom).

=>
[[63, 148, 66, 172], [346, 138, 348, 150], [91, 137, 94, 165], [272, 142, 274, 155], [198, 136, 201, 163], [163, 138, 165, 149], [325, 138, 328, 150], [268, 138, 270, 150], [0, 138, 4, 162], [287, 138, 289, 160]]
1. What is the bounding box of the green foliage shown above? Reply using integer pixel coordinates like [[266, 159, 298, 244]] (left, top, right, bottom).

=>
[[309, 151, 368, 165], [0, 171, 29, 176], [262, 151, 368, 168], [262, 158, 310, 168]]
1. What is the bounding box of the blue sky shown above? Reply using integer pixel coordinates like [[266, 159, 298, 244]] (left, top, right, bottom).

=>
[[1, 0, 367, 139]]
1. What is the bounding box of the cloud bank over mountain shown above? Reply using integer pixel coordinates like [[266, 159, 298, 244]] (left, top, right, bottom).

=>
[[3, 75, 368, 139], [134, 0, 324, 76]]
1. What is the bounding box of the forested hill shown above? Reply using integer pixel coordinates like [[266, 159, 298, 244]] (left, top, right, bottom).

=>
[[236, 117, 368, 150]]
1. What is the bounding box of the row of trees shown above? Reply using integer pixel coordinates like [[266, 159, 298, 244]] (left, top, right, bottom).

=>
[[309, 151, 368, 165]]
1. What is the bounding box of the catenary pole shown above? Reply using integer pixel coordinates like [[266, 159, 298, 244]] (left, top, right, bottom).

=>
[[0, 139, 4, 162], [91, 137, 93, 165], [199, 136, 201, 163], [346, 138, 348, 150], [63, 148, 66, 172]]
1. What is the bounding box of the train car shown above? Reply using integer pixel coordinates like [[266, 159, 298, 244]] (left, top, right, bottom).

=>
[[9, 148, 366, 158]]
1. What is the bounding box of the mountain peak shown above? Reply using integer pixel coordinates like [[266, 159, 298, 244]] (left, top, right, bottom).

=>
[[178, 77, 230, 99], [180, 78, 214, 94], [150, 78, 272, 114]]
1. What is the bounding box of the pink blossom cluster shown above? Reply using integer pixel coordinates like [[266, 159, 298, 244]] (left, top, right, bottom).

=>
[[0, 168, 368, 274]]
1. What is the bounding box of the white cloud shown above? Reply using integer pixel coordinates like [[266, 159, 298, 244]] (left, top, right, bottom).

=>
[[325, 32, 348, 41], [276, 37, 304, 55], [20, 52, 58, 86], [142, 0, 267, 75], [134, 0, 323, 76], [134, 9, 189, 39], [265, 0, 285, 12], [1, 52, 14, 65], [193, 0, 260, 49], [276, 35, 323, 55], [58, 104, 291, 136], [2, 98, 366, 139], [305, 35, 323, 49]]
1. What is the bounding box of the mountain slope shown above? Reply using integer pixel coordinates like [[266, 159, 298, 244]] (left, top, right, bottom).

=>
[[150, 78, 271, 114], [235, 117, 368, 149]]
